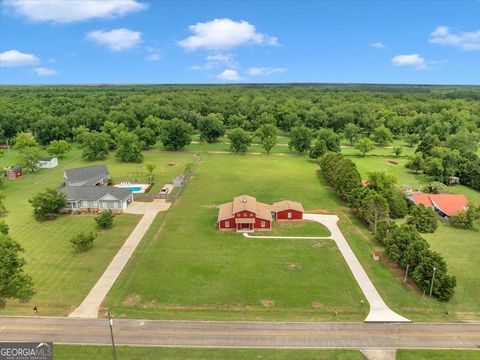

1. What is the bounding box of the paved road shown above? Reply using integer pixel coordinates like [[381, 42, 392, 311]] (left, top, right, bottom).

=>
[[247, 214, 410, 323], [1, 317, 479, 349], [68, 200, 170, 318]]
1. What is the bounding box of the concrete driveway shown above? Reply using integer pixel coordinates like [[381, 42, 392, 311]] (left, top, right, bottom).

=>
[[69, 200, 170, 318], [245, 213, 410, 323]]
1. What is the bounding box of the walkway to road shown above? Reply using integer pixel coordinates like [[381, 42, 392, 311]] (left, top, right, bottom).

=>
[[244, 213, 410, 323], [1, 317, 478, 349], [68, 200, 170, 318]]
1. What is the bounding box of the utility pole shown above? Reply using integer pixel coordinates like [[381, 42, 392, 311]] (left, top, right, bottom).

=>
[[403, 264, 410, 283], [429, 267, 437, 297], [105, 308, 117, 360]]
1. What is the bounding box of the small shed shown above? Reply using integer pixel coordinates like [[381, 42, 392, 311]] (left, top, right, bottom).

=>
[[7, 166, 23, 180], [172, 175, 185, 188], [38, 157, 58, 169], [448, 176, 460, 185]]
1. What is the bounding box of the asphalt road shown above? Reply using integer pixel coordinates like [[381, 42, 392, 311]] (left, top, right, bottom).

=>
[[1, 317, 479, 349]]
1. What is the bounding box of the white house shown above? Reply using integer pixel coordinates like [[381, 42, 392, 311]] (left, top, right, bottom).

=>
[[38, 157, 58, 169]]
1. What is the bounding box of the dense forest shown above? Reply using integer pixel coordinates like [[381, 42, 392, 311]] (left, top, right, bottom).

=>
[[1, 84, 479, 189]]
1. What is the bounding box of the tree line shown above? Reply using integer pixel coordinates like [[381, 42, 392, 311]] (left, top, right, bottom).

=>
[[319, 151, 457, 301]]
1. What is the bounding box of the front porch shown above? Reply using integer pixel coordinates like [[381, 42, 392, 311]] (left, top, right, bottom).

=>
[[235, 218, 255, 233]]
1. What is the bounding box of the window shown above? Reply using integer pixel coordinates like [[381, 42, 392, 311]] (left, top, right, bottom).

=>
[[261, 220, 266, 228], [287, 212, 292, 219], [225, 221, 230, 228], [102, 202, 107, 208], [113, 202, 119, 208], [93, 201, 98, 207]]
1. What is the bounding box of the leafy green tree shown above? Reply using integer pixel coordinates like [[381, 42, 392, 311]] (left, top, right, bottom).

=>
[[95, 210, 115, 228], [0, 220, 8, 235], [343, 123, 360, 145], [309, 139, 328, 161], [359, 192, 389, 233], [12, 132, 37, 150], [47, 140, 71, 158], [406, 205, 438, 233], [367, 172, 397, 193], [0, 193, 7, 218], [421, 181, 449, 194], [404, 133, 420, 148], [288, 125, 312, 153], [34, 115, 70, 145], [0, 233, 35, 305], [70, 232, 96, 252], [449, 206, 479, 229], [134, 127, 157, 149], [355, 137, 374, 157], [255, 124, 277, 154], [372, 125, 393, 145], [115, 132, 144, 162], [18, 147, 41, 172], [386, 189, 409, 219], [143, 115, 164, 136], [416, 134, 439, 156], [198, 113, 226, 143], [446, 130, 479, 156], [317, 128, 341, 152], [81, 131, 110, 160], [146, 163, 156, 182], [228, 128, 252, 153], [374, 220, 398, 246], [392, 146, 403, 157], [406, 153, 425, 174], [160, 118, 193, 150], [29, 188, 67, 221], [72, 126, 90, 145]]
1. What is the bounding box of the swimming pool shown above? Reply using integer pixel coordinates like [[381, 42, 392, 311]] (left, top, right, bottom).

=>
[[114, 183, 149, 193]]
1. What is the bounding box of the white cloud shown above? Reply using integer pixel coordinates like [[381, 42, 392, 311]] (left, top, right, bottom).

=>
[[429, 26, 480, 51], [391, 54, 427, 69], [0, 49, 39, 67], [146, 53, 161, 61], [178, 18, 278, 51], [217, 69, 241, 81], [246, 67, 286, 76], [371, 42, 386, 48], [86, 28, 142, 52], [34, 67, 57, 76], [190, 53, 238, 71], [3, 0, 147, 23]]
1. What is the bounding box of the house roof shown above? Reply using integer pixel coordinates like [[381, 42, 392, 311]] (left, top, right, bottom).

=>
[[218, 201, 234, 221], [272, 200, 304, 213], [61, 185, 132, 202], [39, 156, 56, 161], [409, 192, 469, 217], [232, 195, 258, 214], [8, 166, 22, 172], [64, 164, 109, 186]]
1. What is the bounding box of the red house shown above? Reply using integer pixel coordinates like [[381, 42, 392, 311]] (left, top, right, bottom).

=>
[[272, 200, 304, 221], [7, 166, 23, 180], [218, 195, 304, 232], [406, 192, 469, 218]]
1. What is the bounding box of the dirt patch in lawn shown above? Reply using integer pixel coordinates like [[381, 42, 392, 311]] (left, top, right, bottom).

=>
[[286, 263, 302, 271], [122, 294, 141, 307], [311, 302, 325, 309], [261, 299, 276, 308]]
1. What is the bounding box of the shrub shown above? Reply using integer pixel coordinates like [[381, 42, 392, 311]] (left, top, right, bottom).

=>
[[406, 205, 438, 233], [0, 220, 9, 235], [449, 206, 479, 229], [70, 232, 96, 252], [95, 210, 115, 228]]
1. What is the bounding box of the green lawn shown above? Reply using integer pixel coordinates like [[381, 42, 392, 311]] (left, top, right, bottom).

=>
[[54, 345, 366, 360], [0, 147, 194, 315], [397, 349, 480, 360], [269, 220, 330, 237], [107, 153, 367, 321]]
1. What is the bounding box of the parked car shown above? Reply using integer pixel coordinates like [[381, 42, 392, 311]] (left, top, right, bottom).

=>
[[160, 187, 169, 194]]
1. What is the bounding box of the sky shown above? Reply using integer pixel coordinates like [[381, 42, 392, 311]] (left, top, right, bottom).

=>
[[0, 0, 479, 85]]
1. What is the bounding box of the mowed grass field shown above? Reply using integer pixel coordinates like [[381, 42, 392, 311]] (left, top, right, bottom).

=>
[[350, 155, 480, 321], [54, 345, 367, 360], [108, 151, 480, 321], [107, 154, 367, 321], [0, 147, 195, 316]]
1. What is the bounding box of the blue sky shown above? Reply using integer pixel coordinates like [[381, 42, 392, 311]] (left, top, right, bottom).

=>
[[0, 0, 479, 84]]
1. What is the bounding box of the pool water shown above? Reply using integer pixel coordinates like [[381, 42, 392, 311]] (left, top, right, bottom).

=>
[[124, 186, 142, 192]]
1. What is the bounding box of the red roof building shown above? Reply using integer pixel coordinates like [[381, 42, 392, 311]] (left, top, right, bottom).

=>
[[218, 195, 303, 232], [407, 192, 469, 217]]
